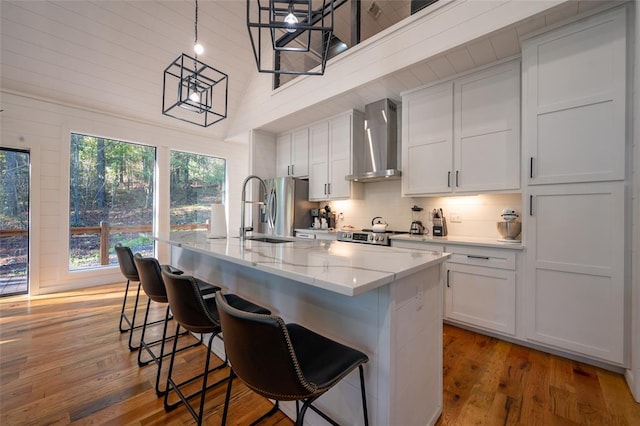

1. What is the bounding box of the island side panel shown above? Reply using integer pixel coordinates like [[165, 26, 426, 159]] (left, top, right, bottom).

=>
[[389, 263, 444, 425], [171, 244, 390, 425]]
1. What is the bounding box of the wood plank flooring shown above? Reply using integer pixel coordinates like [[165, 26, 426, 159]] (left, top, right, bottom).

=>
[[1, 282, 639, 425]]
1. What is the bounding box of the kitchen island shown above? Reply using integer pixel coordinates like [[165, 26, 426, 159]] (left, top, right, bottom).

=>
[[159, 231, 450, 425]]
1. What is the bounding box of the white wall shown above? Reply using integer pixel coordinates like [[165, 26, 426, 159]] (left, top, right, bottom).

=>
[[0, 91, 249, 295], [627, 0, 640, 401], [325, 179, 521, 239]]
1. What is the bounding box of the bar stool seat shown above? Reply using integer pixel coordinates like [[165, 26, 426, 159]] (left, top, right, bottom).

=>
[[161, 269, 271, 425], [215, 291, 369, 426]]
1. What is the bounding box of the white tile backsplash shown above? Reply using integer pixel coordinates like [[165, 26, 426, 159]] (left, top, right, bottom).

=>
[[325, 180, 522, 240]]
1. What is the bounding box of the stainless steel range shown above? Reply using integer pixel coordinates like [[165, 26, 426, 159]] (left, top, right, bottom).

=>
[[337, 229, 402, 246]]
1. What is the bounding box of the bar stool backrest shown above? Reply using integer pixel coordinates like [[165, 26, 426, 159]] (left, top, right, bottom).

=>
[[214, 292, 315, 400], [133, 254, 168, 303], [161, 269, 220, 334], [114, 243, 139, 282]]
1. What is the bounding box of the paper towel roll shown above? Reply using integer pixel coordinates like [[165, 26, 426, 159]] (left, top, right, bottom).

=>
[[208, 204, 227, 238]]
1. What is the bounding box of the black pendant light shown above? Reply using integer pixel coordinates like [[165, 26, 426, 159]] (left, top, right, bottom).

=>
[[246, 0, 335, 76], [163, 0, 228, 127]]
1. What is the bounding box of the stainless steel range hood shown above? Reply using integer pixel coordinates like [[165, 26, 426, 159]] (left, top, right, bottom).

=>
[[347, 98, 401, 182]]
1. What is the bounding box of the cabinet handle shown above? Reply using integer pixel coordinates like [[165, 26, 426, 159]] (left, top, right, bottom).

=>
[[456, 171, 459, 187], [529, 194, 534, 216], [529, 157, 534, 179], [467, 255, 490, 260], [328, 183, 331, 194], [291, 164, 294, 175], [287, 165, 290, 175], [324, 183, 327, 195], [447, 171, 451, 188], [446, 269, 450, 288]]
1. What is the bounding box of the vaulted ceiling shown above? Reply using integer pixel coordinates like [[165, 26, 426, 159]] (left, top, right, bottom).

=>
[[1, 1, 613, 141]]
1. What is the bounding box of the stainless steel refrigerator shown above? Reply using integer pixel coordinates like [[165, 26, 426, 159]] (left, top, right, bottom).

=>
[[258, 177, 318, 237]]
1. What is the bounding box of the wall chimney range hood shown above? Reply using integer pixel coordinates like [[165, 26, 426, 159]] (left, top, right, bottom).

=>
[[347, 98, 401, 182]]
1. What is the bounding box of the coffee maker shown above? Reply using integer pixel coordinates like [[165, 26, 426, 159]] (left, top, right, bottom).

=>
[[310, 208, 321, 229], [311, 206, 335, 229]]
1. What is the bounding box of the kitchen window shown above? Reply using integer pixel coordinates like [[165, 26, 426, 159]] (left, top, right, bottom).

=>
[[68, 133, 155, 271], [169, 150, 226, 231]]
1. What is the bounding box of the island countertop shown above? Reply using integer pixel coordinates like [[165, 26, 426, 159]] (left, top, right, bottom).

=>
[[159, 231, 450, 296]]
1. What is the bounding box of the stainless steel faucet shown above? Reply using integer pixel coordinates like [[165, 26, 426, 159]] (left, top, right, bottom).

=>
[[240, 175, 268, 242]]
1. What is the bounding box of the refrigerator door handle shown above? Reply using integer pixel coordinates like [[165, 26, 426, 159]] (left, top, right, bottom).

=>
[[268, 188, 277, 231]]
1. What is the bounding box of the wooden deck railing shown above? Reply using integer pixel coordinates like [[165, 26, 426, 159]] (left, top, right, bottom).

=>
[[0, 221, 209, 265]]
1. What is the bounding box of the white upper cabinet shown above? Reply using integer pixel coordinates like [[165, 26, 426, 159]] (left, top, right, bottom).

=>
[[454, 60, 520, 192], [522, 8, 626, 185], [308, 121, 330, 200], [308, 110, 363, 201], [402, 59, 520, 196], [402, 82, 454, 195], [276, 127, 309, 178]]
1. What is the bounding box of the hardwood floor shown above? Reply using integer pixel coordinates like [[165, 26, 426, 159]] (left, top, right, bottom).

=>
[[1, 283, 638, 425]]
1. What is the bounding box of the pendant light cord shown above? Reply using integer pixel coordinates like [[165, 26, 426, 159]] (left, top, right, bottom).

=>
[[194, 0, 199, 53]]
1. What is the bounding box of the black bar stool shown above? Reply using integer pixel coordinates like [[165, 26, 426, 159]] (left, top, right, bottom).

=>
[[215, 291, 369, 426], [114, 244, 182, 351], [161, 269, 271, 425], [114, 243, 147, 351], [133, 254, 220, 396]]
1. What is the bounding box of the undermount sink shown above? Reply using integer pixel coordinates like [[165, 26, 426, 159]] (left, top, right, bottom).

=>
[[243, 236, 294, 244]]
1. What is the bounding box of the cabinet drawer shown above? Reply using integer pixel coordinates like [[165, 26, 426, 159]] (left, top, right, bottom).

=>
[[447, 246, 515, 270], [391, 240, 444, 253]]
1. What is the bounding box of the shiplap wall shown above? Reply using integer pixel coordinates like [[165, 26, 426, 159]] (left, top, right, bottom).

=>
[[231, 0, 611, 137], [0, 91, 249, 295]]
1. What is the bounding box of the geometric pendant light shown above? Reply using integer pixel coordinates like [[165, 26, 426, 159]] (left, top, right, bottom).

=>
[[246, 0, 335, 76], [162, 0, 228, 127]]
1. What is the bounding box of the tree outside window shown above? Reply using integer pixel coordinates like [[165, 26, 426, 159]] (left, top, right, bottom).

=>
[[69, 134, 155, 270], [169, 150, 226, 230]]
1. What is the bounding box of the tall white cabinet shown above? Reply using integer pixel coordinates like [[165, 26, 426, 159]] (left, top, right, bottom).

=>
[[522, 7, 628, 365]]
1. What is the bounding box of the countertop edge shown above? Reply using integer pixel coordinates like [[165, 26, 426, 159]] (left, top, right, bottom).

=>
[[389, 234, 524, 250]]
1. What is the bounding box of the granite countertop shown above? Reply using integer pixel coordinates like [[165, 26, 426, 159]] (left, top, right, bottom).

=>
[[160, 231, 450, 296], [389, 233, 524, 250]]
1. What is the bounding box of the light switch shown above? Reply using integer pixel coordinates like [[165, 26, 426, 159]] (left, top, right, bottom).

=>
[[451, 212, 462, 223]]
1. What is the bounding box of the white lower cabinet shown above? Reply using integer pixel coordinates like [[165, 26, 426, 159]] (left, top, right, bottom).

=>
[[445, 246, 516, 335], [446, 262, 515, 335], [390, 239, 518, 336], [525, 182, 625, 365]]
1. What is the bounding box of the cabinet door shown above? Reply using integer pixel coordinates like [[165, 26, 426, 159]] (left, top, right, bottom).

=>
[[445, 263, 516, 335], [276, 133, 292, 177], [525, 182, 625, 364], [454, 60, 520, 192], [291, 128, 309, 177], [309, 122, 329, 201], [328, 114, 352, 199], [522, 8, 626, 185], [402, 82, 453, 195]]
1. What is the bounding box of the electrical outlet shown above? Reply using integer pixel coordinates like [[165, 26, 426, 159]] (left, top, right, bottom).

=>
[[450, 212, 462, 223]]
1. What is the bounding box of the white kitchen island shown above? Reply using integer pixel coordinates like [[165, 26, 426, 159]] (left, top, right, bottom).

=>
[[159, 231, 450, 426]]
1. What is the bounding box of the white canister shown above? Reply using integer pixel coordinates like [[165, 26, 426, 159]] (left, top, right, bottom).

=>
[[208, 204, 227, 238]]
